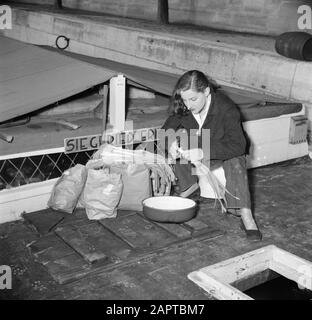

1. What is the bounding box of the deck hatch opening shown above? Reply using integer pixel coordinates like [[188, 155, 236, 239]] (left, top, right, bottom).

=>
[[232, 268, 312, 300], [188, 245, 312, 300]]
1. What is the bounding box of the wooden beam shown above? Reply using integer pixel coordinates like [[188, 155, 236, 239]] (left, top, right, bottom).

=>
[[109, 75, 126, 132], [50, 119, 80, 130], [101, 84, 109, 133], [157, 0, 169, 24]]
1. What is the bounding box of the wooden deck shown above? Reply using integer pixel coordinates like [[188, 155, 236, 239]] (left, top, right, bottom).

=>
[[1, 156, 312, 300], [19, 207, 223, 285]]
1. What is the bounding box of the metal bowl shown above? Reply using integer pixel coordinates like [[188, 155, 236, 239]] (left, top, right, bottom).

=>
[[142, 196, 197, 223]]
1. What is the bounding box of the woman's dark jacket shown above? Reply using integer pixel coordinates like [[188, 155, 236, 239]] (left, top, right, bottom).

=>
[[161, 90, 247, 161]]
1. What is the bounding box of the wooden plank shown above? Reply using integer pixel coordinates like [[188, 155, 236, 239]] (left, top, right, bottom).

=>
[[100, 214, 177, 250], [182, 216, 225, 239], [76, 222, 133, 261], [101, 84, 109, 132], [22, 209, 65, 235], [43, 253, 91, 284], [188, 270, 253, 300], [109, 75, 126, 131], [183, 218, 213, 235], [153, 221, 192, 239], [55, 222, 133, 264], [198, 246, 272, 284], [117, 210, 137, 218], [28, 234, 74, 264], [136, 211, 192, 239], [43, 230, 205, 285], [55, 224, 108, 264], [58, 208, 91, 227]]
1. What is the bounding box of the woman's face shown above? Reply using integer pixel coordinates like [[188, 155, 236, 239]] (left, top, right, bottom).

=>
[[180, 87, 210, 114]]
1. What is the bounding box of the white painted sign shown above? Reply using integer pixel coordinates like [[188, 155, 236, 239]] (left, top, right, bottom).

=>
[[64, 127, 160, 153]]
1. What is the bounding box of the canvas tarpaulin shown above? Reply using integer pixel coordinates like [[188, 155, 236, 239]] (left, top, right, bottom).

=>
[[0, 35, 302, 123], [41, 46, 303, 121], [0, 35, 116, 123]]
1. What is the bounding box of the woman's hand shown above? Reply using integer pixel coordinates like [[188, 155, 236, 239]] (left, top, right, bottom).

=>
[[180, 148, 204, 163], [168, 140, 181, 159], [193, 161, 210, 176]]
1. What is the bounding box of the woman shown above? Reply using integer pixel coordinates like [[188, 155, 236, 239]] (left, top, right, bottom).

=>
[[161, 70, 262, 241]]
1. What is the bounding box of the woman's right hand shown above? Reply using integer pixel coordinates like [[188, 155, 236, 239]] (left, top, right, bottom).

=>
[[181, 148, 204, 163], [169, 140, 181, 159]]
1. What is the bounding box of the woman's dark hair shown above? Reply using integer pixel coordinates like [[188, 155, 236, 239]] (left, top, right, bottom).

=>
[[168, 70, 213, 116]]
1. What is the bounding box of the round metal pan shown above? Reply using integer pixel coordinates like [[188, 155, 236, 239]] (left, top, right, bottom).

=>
[[142, 196, 197, 223]]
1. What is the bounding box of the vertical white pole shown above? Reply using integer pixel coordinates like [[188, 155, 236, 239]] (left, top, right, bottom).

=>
[[109, 74, 126, 132], [101, 84, 109, 133]]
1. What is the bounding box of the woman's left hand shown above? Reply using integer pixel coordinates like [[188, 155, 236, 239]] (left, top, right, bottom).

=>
[[193, 161, 210, 176]]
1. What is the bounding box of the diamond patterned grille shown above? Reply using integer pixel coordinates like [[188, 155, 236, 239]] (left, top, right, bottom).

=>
[[0, 150, 95, 190], [0, 139, 162, 190]]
